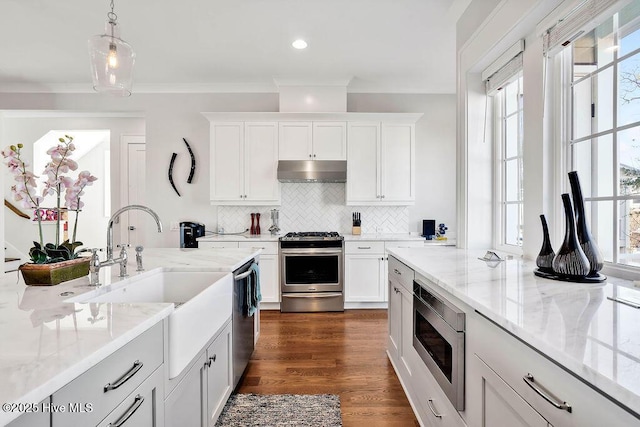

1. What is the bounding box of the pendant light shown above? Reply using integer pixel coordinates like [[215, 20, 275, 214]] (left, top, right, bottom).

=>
[[88, 0, 135, 96]]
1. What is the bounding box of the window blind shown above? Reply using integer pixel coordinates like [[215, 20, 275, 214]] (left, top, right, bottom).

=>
[[484, 53, 524, 95], [543, 0, 630, 54]]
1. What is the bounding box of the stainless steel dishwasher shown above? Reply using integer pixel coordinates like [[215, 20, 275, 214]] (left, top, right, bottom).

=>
[[232, 259, 256, 388]]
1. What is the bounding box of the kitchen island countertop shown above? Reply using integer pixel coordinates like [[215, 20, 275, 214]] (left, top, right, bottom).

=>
[[0, 247, 259, 425], [387, 246, 640, 416]]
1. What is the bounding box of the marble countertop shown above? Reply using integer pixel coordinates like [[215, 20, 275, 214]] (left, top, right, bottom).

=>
[[198, 232, 455, 244], [387, 246, 640, 414], [0, 247, 258, 425]]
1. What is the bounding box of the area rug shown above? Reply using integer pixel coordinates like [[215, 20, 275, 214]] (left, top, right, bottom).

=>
[[215, 393, 342, 426]]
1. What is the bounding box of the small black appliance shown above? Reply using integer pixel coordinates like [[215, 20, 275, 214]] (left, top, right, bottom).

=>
[[422, 220, 436, 240], [180, 221, 205, 248]]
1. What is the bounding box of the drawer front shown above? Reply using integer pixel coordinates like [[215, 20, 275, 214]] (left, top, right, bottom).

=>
[[199, 241, 240, 249], [52, 323, 163, 427], [384, 240, 424, 251], [345, 241, 385, 254], [98, 366, 164, 427], [470, 313, 639, 427], [388, 256, 414, 291], [411, 357, 467, 427], [238, 241, 278, 255]]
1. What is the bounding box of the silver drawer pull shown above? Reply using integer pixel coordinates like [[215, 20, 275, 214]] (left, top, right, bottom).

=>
[[108, 394, 144, 427], [357, 246, 371, 249], [427, 399, 442, 418], [104, 360, 143, 392], [394, 268, 402, 275], [523, 373, 572, 413]]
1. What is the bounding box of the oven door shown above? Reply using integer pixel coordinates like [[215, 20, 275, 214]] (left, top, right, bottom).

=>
[[413, 296, 465, 410], [280, 248, 343, 293]]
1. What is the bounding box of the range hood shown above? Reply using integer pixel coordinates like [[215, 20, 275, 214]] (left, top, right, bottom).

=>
[[277, 160, 347, 183]]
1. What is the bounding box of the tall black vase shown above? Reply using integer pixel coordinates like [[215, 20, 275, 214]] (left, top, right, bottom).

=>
[[536, 214, 555, 273], [568, 171, 603, 276], [552, 194, 590, 278]]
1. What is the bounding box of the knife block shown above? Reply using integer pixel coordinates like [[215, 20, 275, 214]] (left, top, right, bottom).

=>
[[352, 226, 361, 235]]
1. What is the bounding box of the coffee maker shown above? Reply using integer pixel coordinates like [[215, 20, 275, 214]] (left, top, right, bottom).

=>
[[180, 222, 205, 248]]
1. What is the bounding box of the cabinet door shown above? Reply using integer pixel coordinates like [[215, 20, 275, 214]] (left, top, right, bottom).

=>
[[205, 323, 233, 426], [7, 399, 49, 427], [210, 122, 244, 202], [347, 122, 380, 204], [469, 355, 549, 427], [388, 278, 402, 362], [257, 254, 279, 303], [165, 352, 206, 427], [244, 122, 280, 203], [399, 286, 414, 379], [381, 123, 415, 203], [312, 122, 346, 160], [344, 254, 385, 302], [278, 122, 312, 160]]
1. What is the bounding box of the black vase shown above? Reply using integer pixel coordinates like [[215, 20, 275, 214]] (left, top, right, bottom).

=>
[[552, 194, 590, 278], [536, 214, 555, 273], [568, 171, 603, 276]]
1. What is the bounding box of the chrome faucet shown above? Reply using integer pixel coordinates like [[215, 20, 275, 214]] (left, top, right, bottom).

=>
[[88, 205, 163, 285], [107, 205, 163, 260]]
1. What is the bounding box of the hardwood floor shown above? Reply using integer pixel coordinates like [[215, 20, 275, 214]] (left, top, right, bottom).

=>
[[236, 310, 419, 426]]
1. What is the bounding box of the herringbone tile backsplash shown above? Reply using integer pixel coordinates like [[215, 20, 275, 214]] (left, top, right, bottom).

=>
[[218, 183, 409, 234]]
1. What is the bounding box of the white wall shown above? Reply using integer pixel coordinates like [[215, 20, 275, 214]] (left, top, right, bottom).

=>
[[0, 92, 456, 248]]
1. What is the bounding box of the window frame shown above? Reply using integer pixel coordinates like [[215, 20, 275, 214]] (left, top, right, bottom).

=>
[[493, 73, 525, 255], [559, 5, 640, 276]]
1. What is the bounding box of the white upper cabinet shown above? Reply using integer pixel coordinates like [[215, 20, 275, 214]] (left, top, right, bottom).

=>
[[279, 121, 346, 160], [347, 122, 415, 205], [210, 122, 280, 205]]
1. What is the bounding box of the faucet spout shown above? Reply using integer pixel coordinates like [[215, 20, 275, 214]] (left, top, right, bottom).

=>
[[107, 205, 163, 260]]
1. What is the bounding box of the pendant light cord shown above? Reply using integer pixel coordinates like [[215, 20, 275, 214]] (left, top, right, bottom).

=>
[[107, 0, 117, 38]]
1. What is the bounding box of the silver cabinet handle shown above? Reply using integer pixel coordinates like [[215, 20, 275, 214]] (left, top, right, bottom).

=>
[[108, 394, 144, 427], [523, 373, 572, 413], [394, 268, 402, 275], [393, 287, 400, 294], [381, 195, 385, 198], [427, 399, 442, 418], [104, 360, 143, 392], [357, 246, 371, 249]]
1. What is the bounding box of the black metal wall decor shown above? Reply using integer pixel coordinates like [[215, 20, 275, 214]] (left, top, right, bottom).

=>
[[166, 137, 198, 196], [168, 152, 181, 197], [183, 138, 196, 184], [534, 171, 606, 283]]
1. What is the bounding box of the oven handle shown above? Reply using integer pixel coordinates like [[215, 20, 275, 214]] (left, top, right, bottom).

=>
[[280, 248, 344, 255], [282, 293, 343, 298]]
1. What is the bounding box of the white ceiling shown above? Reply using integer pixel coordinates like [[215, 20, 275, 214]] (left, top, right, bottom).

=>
[[0, 0, 467, 94]]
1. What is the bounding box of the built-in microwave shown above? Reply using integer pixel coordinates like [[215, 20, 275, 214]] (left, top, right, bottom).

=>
[[413, 274, 465, 410]]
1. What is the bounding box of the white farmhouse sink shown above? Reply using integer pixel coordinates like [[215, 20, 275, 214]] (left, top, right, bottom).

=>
[[70, 269, 233, 378]]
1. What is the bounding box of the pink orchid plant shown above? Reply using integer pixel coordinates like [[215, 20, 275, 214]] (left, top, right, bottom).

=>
[[2, 135, 98, 264]]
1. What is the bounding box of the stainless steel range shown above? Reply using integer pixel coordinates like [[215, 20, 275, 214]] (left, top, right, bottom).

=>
[[279, 232, 344, 312]]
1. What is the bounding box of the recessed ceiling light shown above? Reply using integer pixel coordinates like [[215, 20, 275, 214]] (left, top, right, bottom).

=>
[[292, 39, 308, 49]]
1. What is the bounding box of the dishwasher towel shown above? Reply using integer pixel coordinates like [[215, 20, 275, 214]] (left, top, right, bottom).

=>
[[246, 262, 262, 317]]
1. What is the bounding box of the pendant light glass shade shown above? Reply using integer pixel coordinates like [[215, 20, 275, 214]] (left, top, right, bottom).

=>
[[88, 17, 135, 96]]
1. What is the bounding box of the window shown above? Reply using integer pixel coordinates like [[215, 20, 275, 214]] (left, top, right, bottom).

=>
[[566, 1, 640, 267], [495, 75, 524, 250]]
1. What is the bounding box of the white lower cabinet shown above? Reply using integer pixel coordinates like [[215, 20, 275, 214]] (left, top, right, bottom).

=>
[[238, 241, 279, 304], [6, 399, 50, 427], [52, 323, 163, 427], [469, 354, 549, 427], [336, 241, 388, 303], [466, 312, 639, 427], [165, 321, 233, 427]]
